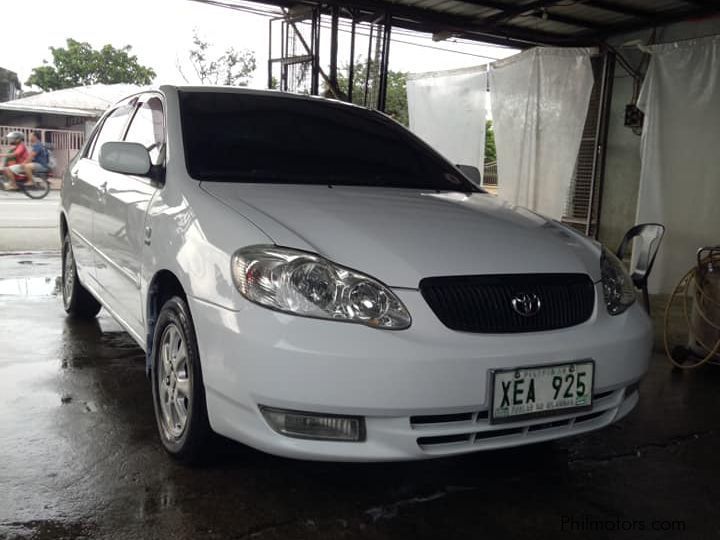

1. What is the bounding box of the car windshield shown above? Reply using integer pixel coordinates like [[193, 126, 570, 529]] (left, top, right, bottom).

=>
[[178, 91, 480, 192]]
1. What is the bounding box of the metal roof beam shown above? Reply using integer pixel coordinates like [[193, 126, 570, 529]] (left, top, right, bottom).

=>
[[434, 0, 508, 12], [681, 0, 720, 6], [455, 0, 610, 29], [298, 0, 584, 45], [482, 0, 568, 24], [396, 18, 557, 47], [529, 10, 611, 29], [579, 0, 657, 19], [194, 0, 594, 46]]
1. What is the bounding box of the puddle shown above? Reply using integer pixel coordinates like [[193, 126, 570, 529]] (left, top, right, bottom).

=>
[[18, 260, 50, 266], [0, 276, 61, 296]]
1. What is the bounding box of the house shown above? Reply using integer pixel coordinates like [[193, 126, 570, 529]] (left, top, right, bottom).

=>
[[0, 83, 144, 134], [0, 83, 143, 177], [0, 67, 21, 102]]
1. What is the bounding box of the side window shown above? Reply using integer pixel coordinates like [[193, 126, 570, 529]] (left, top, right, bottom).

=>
[[124, 97, 165, 165], [83, 125, 102, 159], [89, 105, 133, 160]]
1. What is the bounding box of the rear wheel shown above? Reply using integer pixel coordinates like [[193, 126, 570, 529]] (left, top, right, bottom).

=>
[[22, 177, 50, 199], [151, 296, 211, 464], [62, 234, 101, 318]]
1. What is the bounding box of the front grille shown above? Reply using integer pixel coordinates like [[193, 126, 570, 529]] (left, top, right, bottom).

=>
[[419, 273, 595, 333]]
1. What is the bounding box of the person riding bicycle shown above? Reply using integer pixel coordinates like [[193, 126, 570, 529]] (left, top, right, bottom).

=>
[[22, 131, 50, 187], [0, 131, 30, 189]]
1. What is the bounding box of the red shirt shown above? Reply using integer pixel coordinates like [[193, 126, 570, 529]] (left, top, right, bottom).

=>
[[9, 142, 29, 165]]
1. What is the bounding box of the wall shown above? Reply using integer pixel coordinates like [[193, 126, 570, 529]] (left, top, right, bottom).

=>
[[598, 16, 720, 248], [598, 70, 641, 249]]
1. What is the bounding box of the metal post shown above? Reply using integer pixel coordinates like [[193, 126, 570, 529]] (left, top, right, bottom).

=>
[[348, 13, 356, 103], [282, 8, 338, 98], [363, 23, 374, 107], [310, 8, 320, 95], [281, 21, 288, 91], [588, 51, 616, 239], [267, 19, 273, 89], [329, 6, 339, 94], [377, 13, 392, 112]]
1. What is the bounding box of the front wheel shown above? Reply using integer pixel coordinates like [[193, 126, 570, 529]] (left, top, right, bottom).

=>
[[151, 296, 212, 464], [62, 234, 101, 318], [22, 177, 50, 199]]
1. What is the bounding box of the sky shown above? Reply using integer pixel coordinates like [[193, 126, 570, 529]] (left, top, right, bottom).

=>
[[3, 0, 519, 91]]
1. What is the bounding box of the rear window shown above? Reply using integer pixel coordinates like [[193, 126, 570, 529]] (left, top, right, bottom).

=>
[[178, 91, 478, 192]]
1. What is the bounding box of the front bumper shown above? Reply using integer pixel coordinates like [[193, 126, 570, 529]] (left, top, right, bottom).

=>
[[189, 286, 652, 461]]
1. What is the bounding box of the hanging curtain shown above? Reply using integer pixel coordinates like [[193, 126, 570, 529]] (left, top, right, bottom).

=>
[[489, 47, 595, 219], [636, 35, 720, 294], [406, 66, 487, 178]]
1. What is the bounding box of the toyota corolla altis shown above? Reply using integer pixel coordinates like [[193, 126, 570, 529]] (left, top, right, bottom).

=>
[[59, 86, 652, 462]]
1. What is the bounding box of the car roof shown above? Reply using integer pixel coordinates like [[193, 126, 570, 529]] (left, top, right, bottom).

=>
[[147, 84, 367, 110]]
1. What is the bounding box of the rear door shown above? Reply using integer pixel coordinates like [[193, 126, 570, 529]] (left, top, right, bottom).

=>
[[93, 94, 163, 337], [66, 104, 133, 289]]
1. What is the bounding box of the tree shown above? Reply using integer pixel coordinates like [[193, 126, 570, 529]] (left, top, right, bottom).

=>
[[485, 119, 497, 163], [26, 39, 155, 91], [180, 31, 256, 86], [336, 60, 409, 126]]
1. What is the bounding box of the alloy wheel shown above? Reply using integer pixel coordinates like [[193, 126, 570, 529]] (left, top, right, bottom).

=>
[[63, 243, 75, 307], [157, 323, 192, 440]]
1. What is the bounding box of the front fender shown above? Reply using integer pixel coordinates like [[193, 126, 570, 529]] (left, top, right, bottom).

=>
[[139, 181, 272, 372], [140, 180, 272, 324]]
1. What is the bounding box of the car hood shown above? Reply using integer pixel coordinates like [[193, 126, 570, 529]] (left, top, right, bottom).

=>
[[201, 183, 601, 288]]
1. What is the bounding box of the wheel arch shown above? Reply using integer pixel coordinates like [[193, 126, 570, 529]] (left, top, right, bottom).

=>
[[146, 269, 187, 375]]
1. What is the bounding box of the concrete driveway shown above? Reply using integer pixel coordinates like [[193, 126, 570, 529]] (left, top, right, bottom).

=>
[[0, 252, 719, 540]]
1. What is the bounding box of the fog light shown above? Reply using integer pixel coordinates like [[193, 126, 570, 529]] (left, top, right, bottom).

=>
[[260, 406, 365, 442]]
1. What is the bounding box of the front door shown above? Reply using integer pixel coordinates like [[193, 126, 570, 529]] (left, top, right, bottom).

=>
[[93, 94, 164, 338], [67, 104, 134, 290]]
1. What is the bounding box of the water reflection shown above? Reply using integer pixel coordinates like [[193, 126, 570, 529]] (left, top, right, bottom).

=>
[[0, 275, 60, 296]]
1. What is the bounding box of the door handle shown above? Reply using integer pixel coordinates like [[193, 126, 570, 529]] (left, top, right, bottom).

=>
[[70, 169, 79, 186], [144, 226, 152, 246], [100, 181, 108, 192]]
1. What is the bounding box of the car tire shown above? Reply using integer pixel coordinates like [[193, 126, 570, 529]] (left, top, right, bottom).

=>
[[151, 296, 212, 464], [62, 234, 101, 318]]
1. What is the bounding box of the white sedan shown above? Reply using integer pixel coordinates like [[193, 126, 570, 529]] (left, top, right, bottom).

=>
[[59, 86, 652, 463]]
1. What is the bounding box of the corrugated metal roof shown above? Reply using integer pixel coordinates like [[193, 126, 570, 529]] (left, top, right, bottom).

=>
[[389, 0, 710, 41], [0, 104, 99, 117], [234, 0, 720, 46], [0, 84, 146, 117]]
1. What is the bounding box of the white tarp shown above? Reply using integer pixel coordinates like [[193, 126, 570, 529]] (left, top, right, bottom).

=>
[[489, 47, 595, 219], [636, 35, 720, 294], [406, 66, 487, 178]]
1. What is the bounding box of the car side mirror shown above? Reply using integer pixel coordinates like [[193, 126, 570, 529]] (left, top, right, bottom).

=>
[[456, 164, 482, 186], [99, 141, 151, 176]]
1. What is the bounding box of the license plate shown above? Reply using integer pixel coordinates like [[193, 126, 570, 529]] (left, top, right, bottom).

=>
[[490, 361, 594, 424]]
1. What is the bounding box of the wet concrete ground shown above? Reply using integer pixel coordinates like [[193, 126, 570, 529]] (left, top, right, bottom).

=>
[[1, 253, 719, 540]]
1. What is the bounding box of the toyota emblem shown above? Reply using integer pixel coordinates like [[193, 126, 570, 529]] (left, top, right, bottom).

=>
[[511, 292, 541, 317]]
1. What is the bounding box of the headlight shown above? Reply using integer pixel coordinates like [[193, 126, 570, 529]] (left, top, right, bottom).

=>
[[600, 247, 636, 315], [230, 246, 411, 329]]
